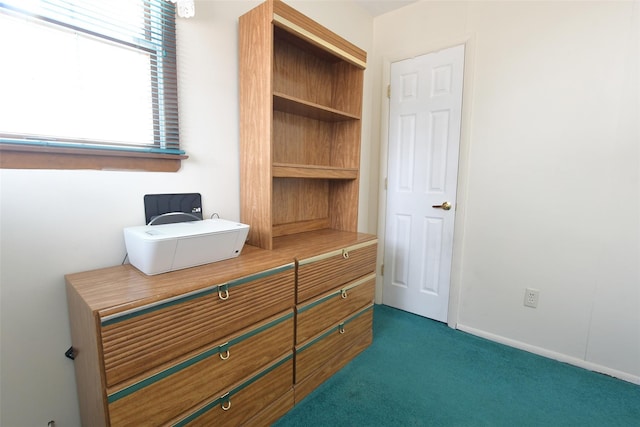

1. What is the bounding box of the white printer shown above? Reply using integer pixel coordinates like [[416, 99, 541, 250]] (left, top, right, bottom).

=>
[[124, 218, 250, 275]]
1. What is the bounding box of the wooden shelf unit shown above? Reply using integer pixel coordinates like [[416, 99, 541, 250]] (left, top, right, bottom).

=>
[[240, 0, 366, 250]]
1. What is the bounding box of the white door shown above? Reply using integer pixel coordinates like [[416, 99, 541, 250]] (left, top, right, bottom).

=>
[[383, 44, 464, 322]]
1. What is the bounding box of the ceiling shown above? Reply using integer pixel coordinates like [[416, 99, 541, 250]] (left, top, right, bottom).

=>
[[353, 0, 418, 17]]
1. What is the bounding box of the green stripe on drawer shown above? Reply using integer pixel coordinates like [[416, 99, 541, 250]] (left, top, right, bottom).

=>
[[101, 263, 294, 327], [227, 311, 293, 347], [171, 352, 293, 427], [297, 239, 377, 266], [101, 287, 217, 327], [297, 291, 340, 314], [226, 263, 293, 289], [297, 273, 376, 314], [107, 311, 293, 404], [297, 303, 373, 353]]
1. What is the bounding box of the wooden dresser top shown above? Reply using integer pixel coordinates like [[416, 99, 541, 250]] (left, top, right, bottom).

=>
[[66, 229, 376, 313], [65, 244, 293, 313]]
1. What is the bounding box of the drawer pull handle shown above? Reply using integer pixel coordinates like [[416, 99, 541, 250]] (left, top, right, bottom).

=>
[[339, 323, 345, 334], [220, 393, 231, 411], [342, 249, 350, 259], [218, 284, 229, 301], [219, 342, 230, 360], [341, 289, 348, 299]]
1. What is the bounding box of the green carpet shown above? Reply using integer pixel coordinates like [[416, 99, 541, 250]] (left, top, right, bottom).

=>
[[274, 304, 640, 427]]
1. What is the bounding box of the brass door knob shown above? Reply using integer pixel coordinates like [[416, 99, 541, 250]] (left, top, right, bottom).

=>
[[432, 201, 452, 211]]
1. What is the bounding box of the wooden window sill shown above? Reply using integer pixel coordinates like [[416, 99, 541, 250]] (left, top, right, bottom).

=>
[[0, 143, 187, 172]]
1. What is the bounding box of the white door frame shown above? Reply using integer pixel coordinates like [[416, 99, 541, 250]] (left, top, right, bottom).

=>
[[376, 36, 476, 329]]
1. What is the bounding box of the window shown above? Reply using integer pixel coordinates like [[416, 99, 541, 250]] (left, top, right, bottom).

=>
[[0, 0, 186, 171]]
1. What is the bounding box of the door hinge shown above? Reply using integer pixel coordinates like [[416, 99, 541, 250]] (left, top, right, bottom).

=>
[[381, 264, 384, 276], [384, 177, 388, 190], [387, 84, 391, 99]]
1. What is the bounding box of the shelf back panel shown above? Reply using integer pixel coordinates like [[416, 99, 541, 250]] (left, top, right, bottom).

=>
[[273, 177, 329, 226]]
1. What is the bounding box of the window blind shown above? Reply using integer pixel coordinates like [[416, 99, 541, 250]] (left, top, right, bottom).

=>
[[0, 0, 182, 154]]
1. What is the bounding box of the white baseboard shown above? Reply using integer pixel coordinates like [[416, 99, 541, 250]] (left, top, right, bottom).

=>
[[456, 323, 640, 385]]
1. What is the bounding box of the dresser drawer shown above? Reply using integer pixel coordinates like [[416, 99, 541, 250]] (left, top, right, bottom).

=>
[[100, 263, 294, 387], [296, 240, 376, 303], [243, 388, 294, 427], [171, 353, 294, 427], [295, 304, 373, 383], [296, 273, 375, 344], [294, 327, 372, 404], [107, 310, 293, 427]]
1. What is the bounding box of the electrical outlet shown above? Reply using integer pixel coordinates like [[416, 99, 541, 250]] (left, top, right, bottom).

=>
[[524, 288, 539, 308]]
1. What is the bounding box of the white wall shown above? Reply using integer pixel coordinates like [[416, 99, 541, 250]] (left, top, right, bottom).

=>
[[0, 1, 374, 425], [372, 0, 639, 382]]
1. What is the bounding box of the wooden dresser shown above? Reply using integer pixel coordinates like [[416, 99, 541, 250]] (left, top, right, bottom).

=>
[[66, 230, 376, 425], [66, 245, 296, 426]]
